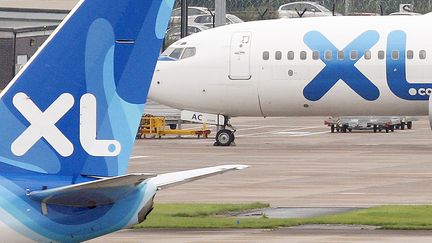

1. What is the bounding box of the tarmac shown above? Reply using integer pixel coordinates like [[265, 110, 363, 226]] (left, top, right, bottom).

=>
[[92, 228, 432, 243], [129, 116, 432, 207], [91, 115, 432, 242]]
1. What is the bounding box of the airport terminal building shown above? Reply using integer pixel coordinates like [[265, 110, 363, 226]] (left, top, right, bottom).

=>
[[0, 6, 69, 88]]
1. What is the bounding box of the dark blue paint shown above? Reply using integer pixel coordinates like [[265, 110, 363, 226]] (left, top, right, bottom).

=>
[[303, 30, 380, 101], [386, 30, 432, 100]]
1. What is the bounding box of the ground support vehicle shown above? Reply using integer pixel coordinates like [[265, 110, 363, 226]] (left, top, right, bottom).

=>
[[324, 116, 416, 133], [137, 115, 211, 139]]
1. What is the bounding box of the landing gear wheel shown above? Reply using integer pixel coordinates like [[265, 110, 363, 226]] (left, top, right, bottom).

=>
[[230, 132, 235, 143], [341, 125, 348, 133], [215, 129, 234, 146], [407, 122, 413, 129]]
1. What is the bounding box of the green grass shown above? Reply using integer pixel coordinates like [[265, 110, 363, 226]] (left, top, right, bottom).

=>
[[314, 205, 432, 230], [135, 204, 432, 230]]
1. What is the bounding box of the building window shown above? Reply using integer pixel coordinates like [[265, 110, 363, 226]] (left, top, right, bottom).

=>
[[29, 39, 36, 47], [16, 55, 28, 65], [15, 55, 28, 75]]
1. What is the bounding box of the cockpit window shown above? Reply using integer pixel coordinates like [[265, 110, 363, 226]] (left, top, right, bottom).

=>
[[169, 48, 184, 60], [181, 47, 196, 59], [161, 47, 174, 57], [161, 47, 195, 60]]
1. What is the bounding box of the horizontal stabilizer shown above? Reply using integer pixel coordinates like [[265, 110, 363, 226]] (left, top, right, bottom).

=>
[[28, 173, 155, 207], [28, 165, 248, 208], [150, 164, 249, 189]]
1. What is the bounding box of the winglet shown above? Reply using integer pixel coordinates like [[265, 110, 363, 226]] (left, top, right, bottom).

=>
[[149, 164, 249, 189]]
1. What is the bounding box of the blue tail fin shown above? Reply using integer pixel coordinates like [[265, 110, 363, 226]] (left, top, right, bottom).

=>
[[0, 0, 174, 178]]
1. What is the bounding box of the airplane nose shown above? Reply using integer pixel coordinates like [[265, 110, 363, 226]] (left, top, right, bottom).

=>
[[148, 60, 186, 109], [148, 69, 161, 100]]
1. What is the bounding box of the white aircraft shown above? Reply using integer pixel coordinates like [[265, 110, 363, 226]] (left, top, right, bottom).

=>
[[149, 15, 432, 146], [0, 0, 247, 241]]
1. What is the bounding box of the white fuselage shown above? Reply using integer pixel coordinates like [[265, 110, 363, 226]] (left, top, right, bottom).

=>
[[150, 15, 432, 117]]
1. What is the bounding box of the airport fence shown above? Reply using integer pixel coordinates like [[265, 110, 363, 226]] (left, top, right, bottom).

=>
[[175, 0, 432, 21]]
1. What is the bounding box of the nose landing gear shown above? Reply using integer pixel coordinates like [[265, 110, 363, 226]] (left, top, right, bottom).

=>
[[214, 116, 236, 146]]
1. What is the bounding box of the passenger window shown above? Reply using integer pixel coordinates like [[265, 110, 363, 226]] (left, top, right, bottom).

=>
[[181, 47, 196, 59], [288, 51, 295, 60], [338, 51, 344, 60], [364, 50, 371, 60], [169, 48, 184, 60], [300, 51, 307, 60], [275, 51, 282, 60], [312, 51, 319, 60], [420, 50, 427, 60], [325, 51, 332, 60], [350, 50, 358, 60], [263, 51, 269, 60], [407, 50, 414, 59], [378, 50, 385, 60], [392, 50, 399, 60]]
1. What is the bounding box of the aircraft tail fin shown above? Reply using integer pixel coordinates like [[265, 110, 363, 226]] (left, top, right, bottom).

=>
[[0, 0, 175, 178]]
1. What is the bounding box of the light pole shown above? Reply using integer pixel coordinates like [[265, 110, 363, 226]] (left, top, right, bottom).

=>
[[345, 0, 352, 15], [215, 0, 226, 27], [180, 0, 188, 38]]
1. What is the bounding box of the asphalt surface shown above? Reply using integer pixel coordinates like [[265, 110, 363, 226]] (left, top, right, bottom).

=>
[[91, 115, 432, 242], [92, 228, 432, 243], [129, 116, 432, 207]]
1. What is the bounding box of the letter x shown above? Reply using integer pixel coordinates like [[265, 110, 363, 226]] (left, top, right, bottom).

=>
[[11, 93, 75, 157], [303, 30, 380, 101]]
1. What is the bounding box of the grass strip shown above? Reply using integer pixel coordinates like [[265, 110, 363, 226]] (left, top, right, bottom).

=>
[[135, 204, 432, 230]]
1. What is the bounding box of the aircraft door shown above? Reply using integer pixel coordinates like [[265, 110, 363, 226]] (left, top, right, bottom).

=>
[[229, 32, 252, 80]]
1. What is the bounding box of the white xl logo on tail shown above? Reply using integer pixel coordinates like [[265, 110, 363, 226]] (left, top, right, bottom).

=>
[[11, 93, 121, 157]]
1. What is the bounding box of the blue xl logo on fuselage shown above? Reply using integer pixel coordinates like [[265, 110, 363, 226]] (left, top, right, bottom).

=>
[[303, 30, 380, 101], [303, 30, 432, 101]]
